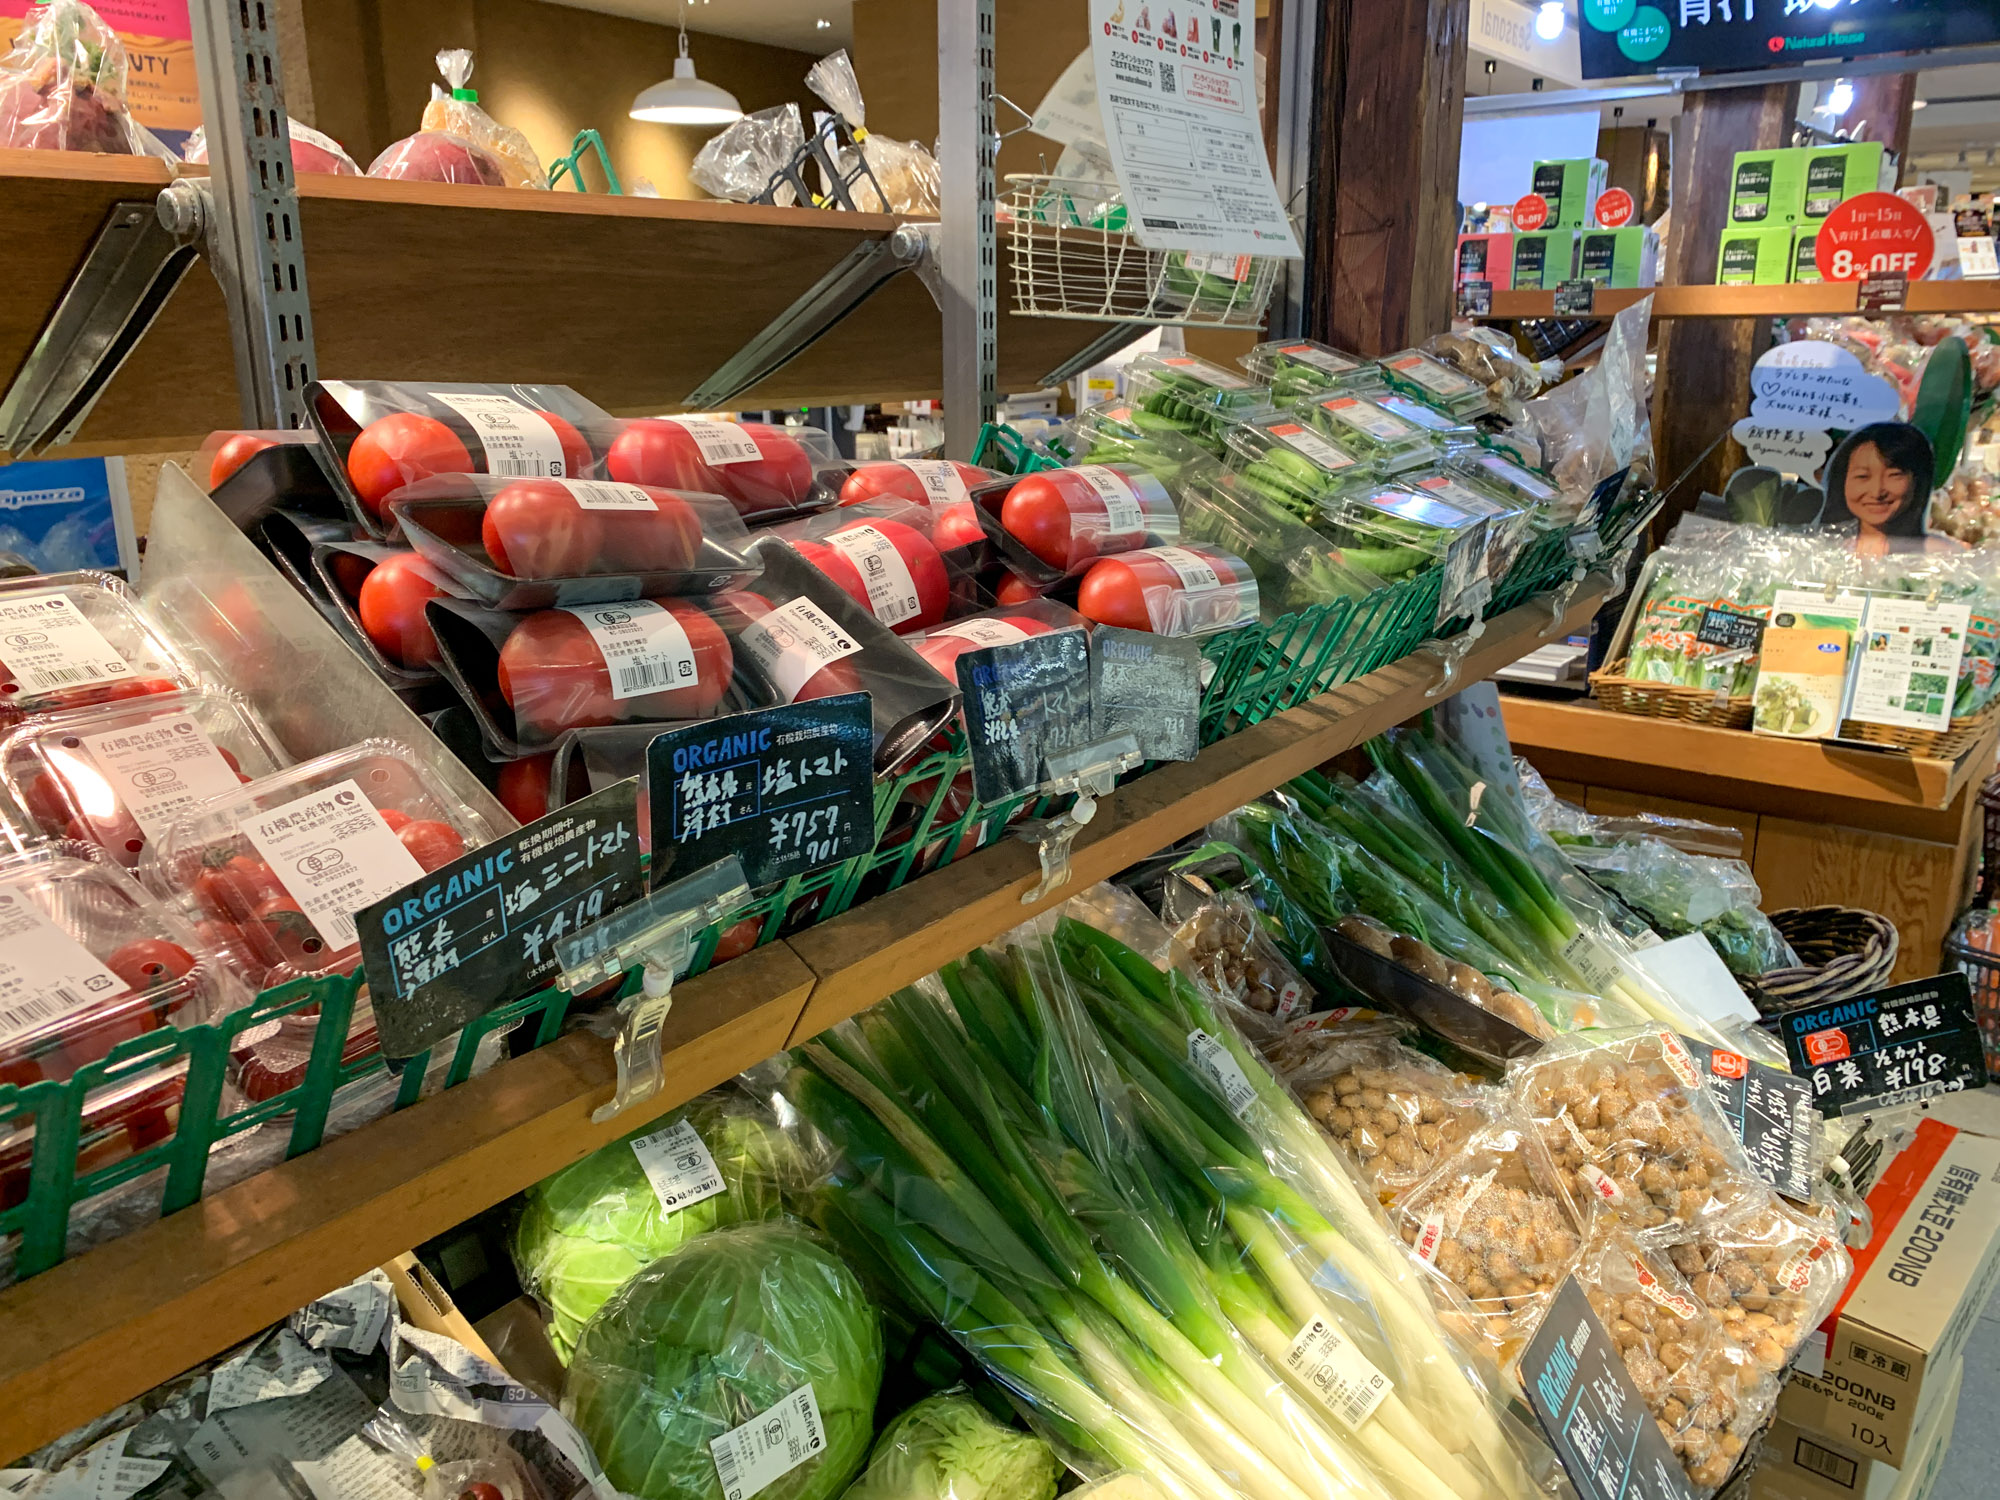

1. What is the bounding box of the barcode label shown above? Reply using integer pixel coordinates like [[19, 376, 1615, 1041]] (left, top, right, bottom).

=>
[[710, 1385, 826, 1500], [1283, 1317, 1392, 1431], [80, 713, 247, 844], [898, 458, 971, 507], [1187, 1030, 1258, 1118], [0, 590, 133, 694], [1151, 546, 1224, 594], [929, 618, 1028, 647], [1280, 343, 1360, 375], [1390, 355, 1479, 397], [242, 778, 425, 956], [1074, 466, 1146, 535], [667, 416, 763, 466], [430, 391, 567, 477], [737, 597, 861, 704], [1794, 1438, 1858, 1487], [1182, 252, 1252, 284], [1322, 398, 1416, 442], [631, 1118, 727, 1211], [562, 601, 700, 702], [825, 525, 922, 627], [1267, 422, 1357, 472], [1418, 476, 1507, 517], [0, 891, 128, 1047], [557, 478, 659, 512]]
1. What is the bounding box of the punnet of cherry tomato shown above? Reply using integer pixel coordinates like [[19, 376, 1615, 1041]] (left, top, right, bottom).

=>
[[0, 571, 202, 727]]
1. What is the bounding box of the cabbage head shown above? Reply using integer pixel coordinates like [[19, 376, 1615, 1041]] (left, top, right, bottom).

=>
[[563, 1221, 883, 1500], [513, 1091, 796, 1361], [843, 1393, 1059, 1500]]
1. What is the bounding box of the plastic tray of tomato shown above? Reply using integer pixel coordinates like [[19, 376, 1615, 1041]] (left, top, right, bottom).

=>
[[385, 473, 761, 609], [597, 416, 841, 526], [969, 463, 1182, 587], [763, 498, 992, 637], [0, 843, 252, 1089], [0, 572, 203, 728], [145, 740, 501, 993], [1075, 543, 1261, 636], [0, 687, 289, 868], [306, 541, 465, 713]]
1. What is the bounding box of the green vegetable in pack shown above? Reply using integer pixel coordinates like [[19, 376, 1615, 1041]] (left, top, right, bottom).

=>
[[842, 1393, 1061, 1500], [1069, 399, 1218, 487], [1239, 337, 1381, 406], [1121, 353, 1270, 457], [1221, 416, 1372, 527], [1296, 392, 1438, 475]]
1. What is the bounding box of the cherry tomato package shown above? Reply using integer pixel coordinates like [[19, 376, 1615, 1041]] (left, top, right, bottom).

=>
[[0, 687, 289, 867], [1076, 543, 1260, 635], [384, 472, 759, 608], [426, 595, 739, 756], [971, 463, 1181, 585], [307, 380, 615, 538], [0, 571, 201, 728], [146, 739, 502, 994], [0, 843, 252, 1090], [602, 416, 838, 525], [762, 499, 980, 635]]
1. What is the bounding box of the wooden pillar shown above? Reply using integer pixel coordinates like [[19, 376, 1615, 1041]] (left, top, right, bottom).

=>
[[1307, 0, 1469, 356], [1601, 123, 1671, 224], [1843, 73, 1917, 164], [1651, 81, 1800, 517]]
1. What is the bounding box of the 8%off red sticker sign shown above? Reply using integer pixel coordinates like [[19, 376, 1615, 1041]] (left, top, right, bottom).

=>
[[1815, 191, 1935, 282]]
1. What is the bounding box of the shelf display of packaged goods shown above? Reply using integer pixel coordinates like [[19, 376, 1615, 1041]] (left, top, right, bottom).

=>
[[0, 153, 1124, 452], [0, 571, 1610, 1462], [1476, 282, 2000, 320]]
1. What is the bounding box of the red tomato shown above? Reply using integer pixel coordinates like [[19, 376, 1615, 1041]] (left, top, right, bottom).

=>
[[536, 411, 595, 478], [721, 423, 816, 516], [605, 419, 715, 492], [715, 592, 864, 704], [328, 552, 375, 602], [594, 489, 703, 573], [932, 501, 987, 553], [398, 819, 465, 871], [999, 468, 1168, 572], [912, 613, 1056, 683], [710, 915, 763, 964], [794, 520, 948, 634], [497, 600, 731, 738], [836, 459, 992, 509], [481, 480, 604, 578], [1076, 546, 1255, 633], [105, 939, 197, 994], [607, 420, 814, 520], [497, 753, 556, 824], [376, 808, 413, 833], [357, 552, 449, 669], [346, 413, 473, 520], [208, 433, 277, 490], [193, 854, 285, 923], [247, 892, 331, 974], [460, 1484, 507, 1500]]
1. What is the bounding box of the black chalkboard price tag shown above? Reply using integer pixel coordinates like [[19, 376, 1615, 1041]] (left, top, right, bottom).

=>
[[1091, 627, 1202, 764], [1694, 606, 1765, 654], [1780, 972, 1985, 1116], [1554, 279, 1597, 316], [1679, 1037, 1817, 1200], [358, 779, 645, 1062], [1521, 1278, 1696, 1500], [646, 692, 875, 890], [956, 629, 1093, 805]]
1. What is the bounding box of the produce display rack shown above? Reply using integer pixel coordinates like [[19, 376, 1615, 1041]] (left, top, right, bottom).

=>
[[1474, 282, 2000, 321], [0, 573, 1611, 1458]]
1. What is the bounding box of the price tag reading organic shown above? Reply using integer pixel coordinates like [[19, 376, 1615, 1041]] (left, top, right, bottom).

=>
[[647, 696, 875, 889], [1678, 1037, 1817, 1200], [1521, 1279, 1695, 1500], [1781, 973, 1985, 1116], [956, 630, 1093, 804], [1091, 627, 1201, 764], [357, 781, 644, 1062]]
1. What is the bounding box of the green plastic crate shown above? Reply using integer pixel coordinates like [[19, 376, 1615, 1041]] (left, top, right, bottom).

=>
[[970, 422, 1065, 476]]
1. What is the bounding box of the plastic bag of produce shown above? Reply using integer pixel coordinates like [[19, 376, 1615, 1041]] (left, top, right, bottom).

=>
[[421, 49, 546, 188], [511, 1090, 803, 1363], [692, 102, 805, 204], [1286, 1021, 1483, 1199], [563, 1221, 884, 1500], [1524, 296, 1654, 520], [0, 0, 166, 155], [843, 1391, 1061, 1500], [1161, 877, 1318, 1025], [185, 115, 360, 175], [805, 49, 939, 214]]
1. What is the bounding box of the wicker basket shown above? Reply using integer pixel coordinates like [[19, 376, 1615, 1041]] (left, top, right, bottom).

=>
[[1834, 701, 2000, 760], [1749, 905, 1900, 1015], [1589, 657, 1755, 730]]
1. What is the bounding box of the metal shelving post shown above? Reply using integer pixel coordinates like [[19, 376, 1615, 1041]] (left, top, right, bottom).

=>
[[938, 0, 998, 458]]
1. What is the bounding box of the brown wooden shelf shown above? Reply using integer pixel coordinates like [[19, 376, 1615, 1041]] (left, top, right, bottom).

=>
[[0, 154, 1118, 453], [0, 576, 1607, 1464], [1482, 282, 2000, 321]]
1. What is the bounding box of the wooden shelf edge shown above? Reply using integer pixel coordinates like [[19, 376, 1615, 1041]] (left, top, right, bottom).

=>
[[0, 941, 816, 1463], [783, 581, 1612, 1044], [1482, 282, 2000, 320], [0, 147, 171, 188]]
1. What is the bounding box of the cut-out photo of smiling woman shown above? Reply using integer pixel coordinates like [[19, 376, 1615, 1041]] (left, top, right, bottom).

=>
[[1813, 421, 1963, 556]]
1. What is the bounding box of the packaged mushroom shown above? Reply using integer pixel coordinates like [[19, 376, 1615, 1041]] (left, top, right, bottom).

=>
[[1511, 1027, 1763, 1239], [1571, 1231, 1782, 1494], [1666, 1198, 1850, 1380], [1291, 1029, 1483, 1199], [1332, 912, 1557, 1040], [1391, 1106, 1584, 1369], [1162, 878, 1317, 1024]]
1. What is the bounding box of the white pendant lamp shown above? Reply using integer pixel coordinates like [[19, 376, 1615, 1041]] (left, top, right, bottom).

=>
[[631, 3, 742, 127]]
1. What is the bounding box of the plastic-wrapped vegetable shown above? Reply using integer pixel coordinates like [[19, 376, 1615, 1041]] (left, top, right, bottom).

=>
[[843, 1392, 1061, 1500], [806, 49, 940, 214], [1161, 878, 1317, 1024], [420, 49, 546, 188], [1239, 339, 1382, 406], [692, 103, 806, 203], [1181, 470, 1388, 612], [1289, 1025, 1482, 1199], [185, 116, 359, 174], [0, 0, 162, 155], [1121, 355, 1272, 458], [563, 1221, 884, 1500], [1221, 415, 1374, 524], [1312, 483, 1491, 623], [1296, 394, 1437, 476]]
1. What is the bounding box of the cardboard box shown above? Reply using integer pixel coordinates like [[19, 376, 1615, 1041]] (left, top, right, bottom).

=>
[[1776, 1119, 2000, 1463], [1457, 232, 1513, 287], [1754, 1356, 1961, 1500], [1512, 230, 1578, 290], [1531, 157, 1608, 229], [1718, 225, 1794, 285], [1732, 148, 1807, 226], [1792, 226, 1824, 284], [1577, 226, 1660, 288], [1802, 141, 1897, 222]]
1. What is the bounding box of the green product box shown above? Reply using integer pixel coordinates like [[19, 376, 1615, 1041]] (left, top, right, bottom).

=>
[[1531, 157, 1608, 229], [1800, 140, 1896, 221], [1791, 225, 1823, 284], [1511, 230, 1578, 290], [1577, 226, 1660, 288], [1716, 225, 1792, 285], [1730, 148, 1805, 226]]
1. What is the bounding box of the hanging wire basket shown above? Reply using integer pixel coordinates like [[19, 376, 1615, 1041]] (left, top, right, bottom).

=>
[[1002, 172, 1281, 327]]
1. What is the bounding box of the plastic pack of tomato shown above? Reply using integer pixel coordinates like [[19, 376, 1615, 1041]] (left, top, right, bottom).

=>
[[835, 456, 996, 536], [1075, 542, 1260, 635], [0, 571, 202, 728], [970, 463, 1181, 584], [762, 498, 988, 636], [383, 472, 760, 609], [0, 686, 288, 868], [307, 540, 463, 691], [600, 416, 839, 526], [306, 380, 616, 537], [0, 843, 251, 1089], [145, 740, 501, 993]]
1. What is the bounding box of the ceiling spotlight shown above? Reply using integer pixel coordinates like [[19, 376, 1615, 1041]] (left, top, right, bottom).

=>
[[1535, 1, 1566, 40], [1823, 79, 1854, 116], [816, 16, 831, 27], [1911, 96, 1928, 109]]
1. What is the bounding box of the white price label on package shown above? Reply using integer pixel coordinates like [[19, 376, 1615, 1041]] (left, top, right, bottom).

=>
[[430, 391, 568, 477], [1283, 1316, 1392, 1431], [711, 1385, 827, 1500], [667, 416, 764, 465], [242, 779, 425, 954], [0, 891, 126, 1046], [563, 600, 700, 702], [76, 714, 246, 844], [899, 458, 971, 506], [928, 618, 1029, 648], [1322, 398, 1414, 442], [556, 478, 661, 511], [1152, 546, 1223, 593], [0, 591, 131, 694], [825, 525, 922, 627], [737, 597, 862, 704], [1267, 421, 1357, 471], [1074, 465, 1147, 534], [631, 1117, 728, 1212], [1187, 1029, 1258, 1118]]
